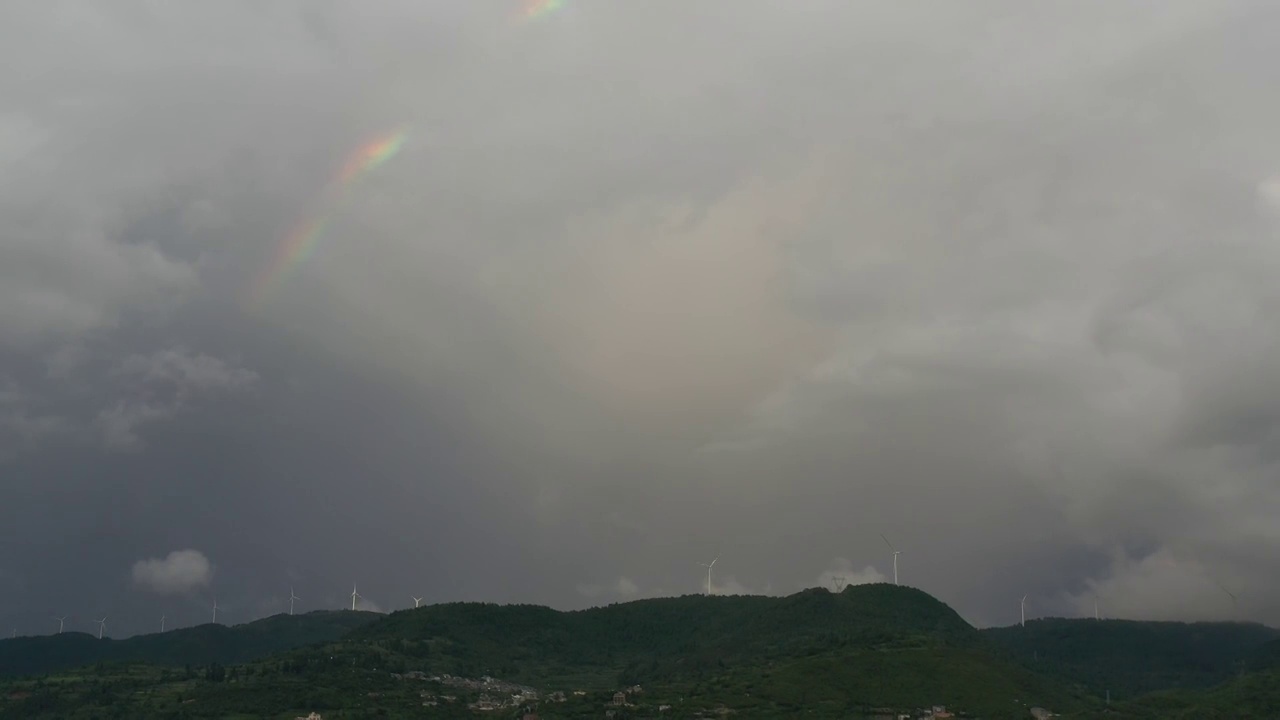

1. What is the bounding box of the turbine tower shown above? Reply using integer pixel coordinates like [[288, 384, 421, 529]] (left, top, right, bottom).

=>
[[96, 617, 107, 640], [289, 587, 300, 616], [698, 556, 719, 596], [1020, 594, 1028, 627], [54, 616, 66, 635], [351, 583, 362, 611], [1212, 579, 1239, 620], [160, 614, 166, 633], [880, 534, 901, 585], [412, 596, 423, 608], [211, 597, 220, 625]]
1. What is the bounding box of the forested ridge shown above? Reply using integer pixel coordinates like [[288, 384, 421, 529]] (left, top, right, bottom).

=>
[[1, 585, 1278, 718]]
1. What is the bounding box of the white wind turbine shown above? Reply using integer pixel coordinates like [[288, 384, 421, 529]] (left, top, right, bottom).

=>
[[211, 597, 220, 625], [96, 617, 107, 640], [351, 583, 363, 611], [289, 587, 301, 616], [54, 616, 66, 635], [160, 614, 166, 633], [1020, 594, 1028, 627], [880, 534, 901, 585], [412, 596, 423, 608], [698, 556, 719, 596]]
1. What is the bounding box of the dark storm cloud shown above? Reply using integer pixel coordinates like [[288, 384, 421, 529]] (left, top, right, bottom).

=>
[[3, 0, 1280, 636]]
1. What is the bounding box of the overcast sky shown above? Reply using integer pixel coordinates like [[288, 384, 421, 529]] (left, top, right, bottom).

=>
[[3, 0, 1280, 638]]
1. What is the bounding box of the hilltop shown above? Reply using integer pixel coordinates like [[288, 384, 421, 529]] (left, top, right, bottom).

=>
[[982, 617, 1280, 700], [4, 587, 1280, 718], [352, 584, 988, 677], [0, 584, 1098, 719], [0, 610, 380, 679]]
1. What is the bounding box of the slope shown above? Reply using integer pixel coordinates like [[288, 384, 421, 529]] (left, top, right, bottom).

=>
[[1120, 666, 1280, 719], [0, 610, 379, 678], [0, 587, 1110, 719], [341, 584, 1094, 717], [982, 617, 1280, 700]]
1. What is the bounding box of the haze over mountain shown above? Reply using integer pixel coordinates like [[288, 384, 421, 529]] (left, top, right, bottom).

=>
[[5, 0, 1280, 638]]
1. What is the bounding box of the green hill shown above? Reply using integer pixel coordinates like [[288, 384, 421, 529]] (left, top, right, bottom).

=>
[[982, 617, 1280, 700], [340, 584, 1092, 717], [1246, 637, 1280, 671], [0, 610, 379, 679], [1117, 666, 1280, 719], [0, 585, 1101, 719]]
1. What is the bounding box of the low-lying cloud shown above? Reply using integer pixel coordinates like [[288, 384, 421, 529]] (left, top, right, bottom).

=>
[[817, 558, 888, 592], [132, 549, 214, 596]]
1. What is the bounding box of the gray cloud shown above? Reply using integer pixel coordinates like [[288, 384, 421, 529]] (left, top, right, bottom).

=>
[[3, 0, 1280, 636], [132, 550, 214, 596]]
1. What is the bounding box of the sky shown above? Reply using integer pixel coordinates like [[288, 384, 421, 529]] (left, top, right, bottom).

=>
[[3, 0, 1280, 638]]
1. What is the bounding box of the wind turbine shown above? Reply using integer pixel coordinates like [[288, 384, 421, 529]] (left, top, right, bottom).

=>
[[289, 587, 300, 616], [1211, 579, 1239, 620], [698, 556, 719, 596], [1020, 594, 1028, 627], [96, 617, 107, 640], [351, 583, 362, 611], [412, 596, 423, 608], [211, 597, 220, 624], [54, 616, 66, 635], [880, 534, 901, 585], [160, 614, 166, 633]]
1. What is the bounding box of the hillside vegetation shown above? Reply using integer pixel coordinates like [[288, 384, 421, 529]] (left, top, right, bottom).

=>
[[2, 587, 1279, 718], [0, 585, 1098, 719], [982, 617, 1280, 700], [0, 610, 379, 679]]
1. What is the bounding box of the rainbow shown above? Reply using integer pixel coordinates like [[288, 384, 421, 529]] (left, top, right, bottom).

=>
[[248, 126, 408, 307], [522, 0, 565, 20]]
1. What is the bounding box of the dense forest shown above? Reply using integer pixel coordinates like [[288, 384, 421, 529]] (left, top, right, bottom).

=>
[[982, 617, 1280, 699], [0, 610, 379, 679], [0, 585, 1277, 719]]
